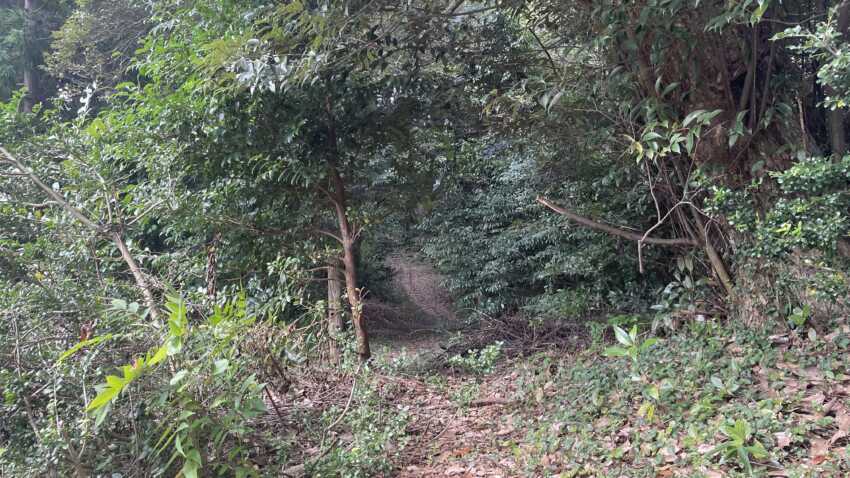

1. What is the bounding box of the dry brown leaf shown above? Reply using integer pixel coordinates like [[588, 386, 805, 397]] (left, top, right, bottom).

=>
[[549, 421, 564, 435], [776, 361, 799, 372], [448, 446, 472, 458], [804, 391, 826, 407], [774, 431, 792, 449], [803, 367, 824, 382], [823, 398, 840, 413], [655, 465, 674, 477], [697, 443, 715, 454], [810, 437, 830, 464], [829, 407, 850, 445], [836, 408, 850, 432], [758, 376, 779, 398], [444, 465, 468, 476]]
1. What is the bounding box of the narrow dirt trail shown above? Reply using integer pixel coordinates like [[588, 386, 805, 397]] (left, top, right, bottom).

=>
[[373, 255, 523, 478], [386, 254, 458, 326]]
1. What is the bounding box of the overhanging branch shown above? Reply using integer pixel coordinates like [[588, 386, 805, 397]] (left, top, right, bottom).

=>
[[536, 196, 698, 247]]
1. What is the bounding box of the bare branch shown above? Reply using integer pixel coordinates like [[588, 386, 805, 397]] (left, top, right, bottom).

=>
[[0, 146, 101, 231], [126, 199, 166, 226], [536, 196, 697, 246]]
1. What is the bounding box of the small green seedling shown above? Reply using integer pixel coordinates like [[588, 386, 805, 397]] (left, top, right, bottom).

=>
[[710, 419, 769, 476], [603, 325, 658, 363], [788, 305, 810, 328]]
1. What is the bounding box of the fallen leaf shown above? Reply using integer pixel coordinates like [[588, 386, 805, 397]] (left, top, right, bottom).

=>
[[804, 391, 826, 408], [449, 447, 472, 458], [803, 367, 824, 382], [697, 443, 715, 454], [655, 465, 674, 477], [550, 421, 564, 435], [775, 431, 792, 448], [810, 437, 830, 464], [777, 361, 800, 372], [444, 465, 467, 476], [829, 407, 850, 445], [769, 333, 789, 344]]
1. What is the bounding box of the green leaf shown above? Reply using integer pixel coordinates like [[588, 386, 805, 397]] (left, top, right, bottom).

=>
[[147, 344, 168, 366], [747, 441, 769, 459], [93, 404, 110, 427], [734, 419, 750, 440], [645, 384, 660, 401], [613, 326, 632, 346], [174, 433, 185, 457], [170, 370, 189, 386], [180, 456, 199, 478], [683, 109, 707, 127], [661, 82, 680, 97], [729, 132, 740, 148], [56, 334, 114, 365], [737, 446, 752, 475], [213, 359, 230, 375], [603, 346, 629, 357], [86, 378, 123, 411], [642, 131, 664, 141], [640, 337, 658, 351], [685, 132, 695, 153]]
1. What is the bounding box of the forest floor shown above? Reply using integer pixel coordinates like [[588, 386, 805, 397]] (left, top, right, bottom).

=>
[[360, 255, 850, 478], [373, 255, 524, 477], [278, 255, 850, 477]]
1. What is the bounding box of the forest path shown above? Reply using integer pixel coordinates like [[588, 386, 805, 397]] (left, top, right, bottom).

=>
[[370, 254, 522, 478]]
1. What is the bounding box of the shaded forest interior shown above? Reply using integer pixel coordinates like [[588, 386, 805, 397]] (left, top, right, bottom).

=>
[[2, 0, 850, 476]]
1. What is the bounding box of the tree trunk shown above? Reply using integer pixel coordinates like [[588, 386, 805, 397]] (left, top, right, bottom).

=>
[[327, 261, 344, 363], [330, 166, 370, 361], [825, 0, 849, 156], [112, 230, 161, 322], [21, 0, 36, 113], [205, 232, 220, 302], [689, 207, 735, 296]]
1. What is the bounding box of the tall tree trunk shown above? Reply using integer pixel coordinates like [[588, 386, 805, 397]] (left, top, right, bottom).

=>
[[825, 0, 849, 156], [22, 0, 36, 113], [327, 261, 344, 363], [329, 166, 370, 361], [205, 232, 220, 302]]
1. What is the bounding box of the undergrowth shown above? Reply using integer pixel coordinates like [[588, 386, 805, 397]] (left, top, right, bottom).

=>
[[508, 319, 850, 477]]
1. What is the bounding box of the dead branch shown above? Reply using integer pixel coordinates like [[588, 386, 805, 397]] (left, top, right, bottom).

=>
[[1, 146, 161, 321], [536, 196, 698, 246]]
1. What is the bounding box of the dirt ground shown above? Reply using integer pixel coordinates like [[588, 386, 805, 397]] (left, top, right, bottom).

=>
[[372, 255, 525, 478]]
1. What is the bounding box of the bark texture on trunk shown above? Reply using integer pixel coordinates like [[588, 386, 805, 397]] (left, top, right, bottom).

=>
[[22, 0, 36, 113], [826, 0, 849, 156], [324, 95, 370, 361], [329, 166, 370, 361], [112, 230, 161, 322], [327, 261, 344, 363]]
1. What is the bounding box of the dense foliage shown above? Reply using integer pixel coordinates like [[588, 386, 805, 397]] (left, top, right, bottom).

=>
[[1, 0, 850, 476]]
